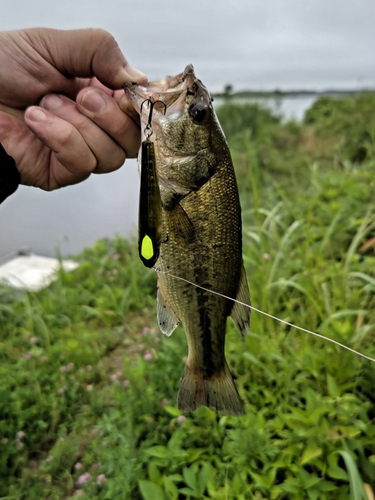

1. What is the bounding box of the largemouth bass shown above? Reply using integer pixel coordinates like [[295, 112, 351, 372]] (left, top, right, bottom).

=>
[[124, 65, 251, 416]]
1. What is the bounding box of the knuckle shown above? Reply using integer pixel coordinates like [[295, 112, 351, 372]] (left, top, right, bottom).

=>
[[57, 125, 76, 148], [113, 149, 126, 168], [97, 149, 126, 172]]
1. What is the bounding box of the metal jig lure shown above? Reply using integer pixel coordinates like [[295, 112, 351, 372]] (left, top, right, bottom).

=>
[[138, 99, 166, 268]]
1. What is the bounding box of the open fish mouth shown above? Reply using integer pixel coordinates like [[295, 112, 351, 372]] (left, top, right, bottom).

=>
[[123, 65, 212, 135], [124, 64, 196, 101]]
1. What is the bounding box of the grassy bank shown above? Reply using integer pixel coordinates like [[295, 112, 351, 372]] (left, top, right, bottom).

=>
[[1, 93, 375, 499]]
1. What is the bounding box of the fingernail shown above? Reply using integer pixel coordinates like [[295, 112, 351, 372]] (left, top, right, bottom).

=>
[[26, 107, 47, 122], [42, 94, 63, 111], [81, 89, 107, 113], [124, 64, 147, 84]]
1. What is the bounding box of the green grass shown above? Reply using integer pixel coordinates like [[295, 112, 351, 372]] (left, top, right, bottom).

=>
[[1, 94, 375, 499]]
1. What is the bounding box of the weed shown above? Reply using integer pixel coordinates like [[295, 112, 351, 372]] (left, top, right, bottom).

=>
[[1, 94, 375, 499]]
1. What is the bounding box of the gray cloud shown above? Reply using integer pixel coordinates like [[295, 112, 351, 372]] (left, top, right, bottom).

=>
[[0, 0, 374, 90]]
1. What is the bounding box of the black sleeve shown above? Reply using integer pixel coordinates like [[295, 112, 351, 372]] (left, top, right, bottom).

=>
[[0, 143, 20, 204]]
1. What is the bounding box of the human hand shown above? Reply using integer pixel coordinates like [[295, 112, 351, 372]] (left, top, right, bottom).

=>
[[0, 28, 147, 190]]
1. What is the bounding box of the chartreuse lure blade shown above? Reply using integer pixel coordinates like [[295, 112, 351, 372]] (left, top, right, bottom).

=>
[[138, 139, 162, 268]]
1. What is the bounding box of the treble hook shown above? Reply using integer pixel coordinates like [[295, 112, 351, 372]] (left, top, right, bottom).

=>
[[140, 98, 167, 138]]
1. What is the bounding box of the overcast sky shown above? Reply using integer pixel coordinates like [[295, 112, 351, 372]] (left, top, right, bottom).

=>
[[1, 0, 374, 91]]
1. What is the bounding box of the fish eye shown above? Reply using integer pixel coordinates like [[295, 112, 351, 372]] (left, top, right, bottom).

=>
[[188, 103, 207, 123]]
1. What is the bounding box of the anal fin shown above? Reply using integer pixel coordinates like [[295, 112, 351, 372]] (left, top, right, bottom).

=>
[[231, 265, 251, 337], [157, 286, 180, 336]]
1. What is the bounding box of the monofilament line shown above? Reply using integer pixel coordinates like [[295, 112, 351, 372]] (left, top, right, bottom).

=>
[[155, 270, 375, 364]]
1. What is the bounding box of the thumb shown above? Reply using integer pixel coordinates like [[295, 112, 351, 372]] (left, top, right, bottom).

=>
[[26, 28, 147, 89]]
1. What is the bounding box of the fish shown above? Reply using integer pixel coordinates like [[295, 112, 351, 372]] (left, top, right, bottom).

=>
[[123, 65, 251, 416]]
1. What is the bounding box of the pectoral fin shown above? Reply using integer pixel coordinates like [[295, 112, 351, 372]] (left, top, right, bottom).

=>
[[163, 202, 194, 247], [157, 286, 180, 336], [231, 265, 251, 337]]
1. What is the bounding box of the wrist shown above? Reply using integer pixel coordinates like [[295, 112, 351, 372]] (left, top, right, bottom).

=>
[[0, 143, 20, 203]]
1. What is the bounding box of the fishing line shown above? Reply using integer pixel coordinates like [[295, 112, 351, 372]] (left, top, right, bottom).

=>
[[155, 269, 375, 364]]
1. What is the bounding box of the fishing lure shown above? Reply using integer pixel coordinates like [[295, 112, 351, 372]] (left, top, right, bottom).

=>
[[138, 99, 166, 268]]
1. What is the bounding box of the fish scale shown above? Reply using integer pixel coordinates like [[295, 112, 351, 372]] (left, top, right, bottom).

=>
[[158, 166, 242, 385]]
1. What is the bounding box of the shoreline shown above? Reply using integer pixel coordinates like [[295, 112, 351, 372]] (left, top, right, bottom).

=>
[[212, 88, 375, 99]]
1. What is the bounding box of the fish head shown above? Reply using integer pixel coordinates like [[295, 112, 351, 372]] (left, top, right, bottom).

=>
[[123, 65, 229, 190]]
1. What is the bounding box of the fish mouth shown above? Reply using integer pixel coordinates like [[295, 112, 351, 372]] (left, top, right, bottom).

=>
[[123, 65, 210, 132], [124, 64, 196, 102]]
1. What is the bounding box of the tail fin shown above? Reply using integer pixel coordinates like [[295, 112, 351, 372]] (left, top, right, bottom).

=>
[[177, 362, 244, 416]]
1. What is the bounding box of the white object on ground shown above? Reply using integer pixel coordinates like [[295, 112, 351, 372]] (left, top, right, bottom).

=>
[[0, 254, 79, 291]]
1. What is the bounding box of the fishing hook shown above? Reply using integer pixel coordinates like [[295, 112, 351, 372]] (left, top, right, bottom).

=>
[[140, 98, 167, 138]]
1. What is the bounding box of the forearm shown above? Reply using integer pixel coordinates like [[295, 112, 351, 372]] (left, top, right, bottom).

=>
[[0, 144, 20, 203]]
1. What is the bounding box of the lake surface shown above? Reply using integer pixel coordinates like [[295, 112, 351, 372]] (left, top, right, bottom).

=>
[[0, 96, 316, 261], [214, 94, 317, 122]]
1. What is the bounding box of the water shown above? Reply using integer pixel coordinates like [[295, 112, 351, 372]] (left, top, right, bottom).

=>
[[0, 161, 139, 261], [0, 96, 315, 261], [214, 94, 317, 122]]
